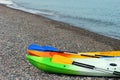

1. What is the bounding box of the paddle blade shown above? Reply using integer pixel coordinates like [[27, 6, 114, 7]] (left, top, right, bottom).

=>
[[28, 44, 58, 51], [52, 55, 73, 64], [42, 45, 58, 51], [28, 44, 43, 50]]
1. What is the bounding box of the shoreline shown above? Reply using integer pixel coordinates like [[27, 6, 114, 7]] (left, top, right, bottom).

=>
[[5, 2, 120, 41], [0, 4, 120, 80], [4, 4, 120, 50]]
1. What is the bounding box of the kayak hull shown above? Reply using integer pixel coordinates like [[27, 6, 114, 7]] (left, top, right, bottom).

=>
[[26, 55, 120, 77]]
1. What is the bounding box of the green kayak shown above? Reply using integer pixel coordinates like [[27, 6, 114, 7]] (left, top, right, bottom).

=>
[[26, 55, 120, 77]]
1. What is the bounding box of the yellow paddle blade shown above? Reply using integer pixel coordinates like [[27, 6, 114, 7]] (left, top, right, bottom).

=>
[[52, 55, 73, 64]]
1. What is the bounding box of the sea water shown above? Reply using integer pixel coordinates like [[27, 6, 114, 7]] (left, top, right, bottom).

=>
[[0, 0, 120, 40]]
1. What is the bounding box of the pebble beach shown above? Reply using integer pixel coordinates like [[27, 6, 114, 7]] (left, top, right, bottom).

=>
[[0, 5, 120, 80]]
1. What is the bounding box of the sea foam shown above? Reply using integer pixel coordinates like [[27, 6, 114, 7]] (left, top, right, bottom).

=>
[[0, 0, 13, 5], [0, 0, 55, 17]]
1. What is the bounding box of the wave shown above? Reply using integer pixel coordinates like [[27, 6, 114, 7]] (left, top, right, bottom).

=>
[[58, 13, 117, 27], [0, 0, 14, 5], [0, 0, 57, 17], [54, 14, 120, 40]]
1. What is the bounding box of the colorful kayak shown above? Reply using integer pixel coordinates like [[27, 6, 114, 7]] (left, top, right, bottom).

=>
[[27, 50, 120, 58], [27, 44, 120, 57], [26, 54, 120, 77]]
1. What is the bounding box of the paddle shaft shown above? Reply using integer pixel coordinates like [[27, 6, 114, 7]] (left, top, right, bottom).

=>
[[72, 61, 120, 76]]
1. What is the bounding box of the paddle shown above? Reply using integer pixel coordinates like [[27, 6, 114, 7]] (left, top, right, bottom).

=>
[[28, 44, 119, 57], [28, 44, 59, 51], [52, 55, 120, 76]]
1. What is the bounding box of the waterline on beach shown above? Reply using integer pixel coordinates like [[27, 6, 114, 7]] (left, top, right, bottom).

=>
[[1, 0, 120, 40]]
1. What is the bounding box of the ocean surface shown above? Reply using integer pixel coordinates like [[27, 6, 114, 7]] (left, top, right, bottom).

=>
[[0, 0, 120, 40]]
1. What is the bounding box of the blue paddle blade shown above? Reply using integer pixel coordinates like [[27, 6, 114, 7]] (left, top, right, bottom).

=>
[[42, 46, 59, 51], [28, 44, 59, 51]]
